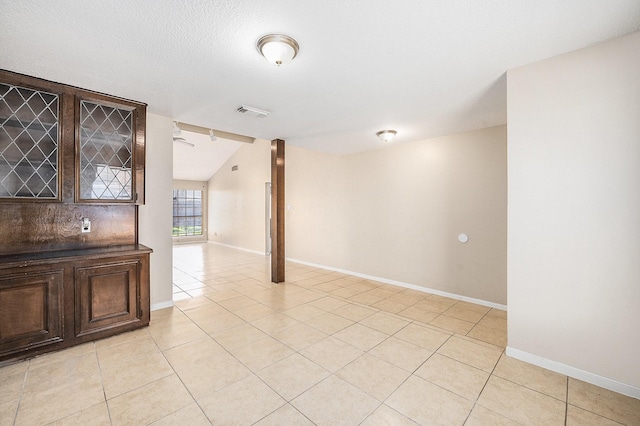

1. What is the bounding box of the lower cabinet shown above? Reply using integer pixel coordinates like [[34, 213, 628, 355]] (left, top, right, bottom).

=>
[[75, 260, 141, 338], [0, 269, 64, 356], [0, 245, 151, 364]]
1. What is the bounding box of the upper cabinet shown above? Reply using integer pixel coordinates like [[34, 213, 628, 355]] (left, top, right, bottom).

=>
[[0, 82, 61, 199], [78, 98, 133, 201], [0, 70, 146, 204], [76, 96, 145, 203]]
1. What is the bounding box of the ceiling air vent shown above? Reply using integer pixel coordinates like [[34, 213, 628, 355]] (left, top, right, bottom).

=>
[[237, 104, 270, 118]]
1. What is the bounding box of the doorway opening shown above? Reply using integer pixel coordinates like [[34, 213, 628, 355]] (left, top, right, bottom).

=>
[[265, 182, 272, 255]]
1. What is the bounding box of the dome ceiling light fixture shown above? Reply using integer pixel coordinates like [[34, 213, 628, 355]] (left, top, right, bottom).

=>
[[257, 34, 299, 66], [376, 130, 397, 143]]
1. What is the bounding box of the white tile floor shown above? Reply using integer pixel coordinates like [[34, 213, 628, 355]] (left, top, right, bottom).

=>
[[1, 243, 638, 425]]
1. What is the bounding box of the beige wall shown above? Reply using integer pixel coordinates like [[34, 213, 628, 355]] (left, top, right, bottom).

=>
[[208, 139, 271, 253], [507, 32, 640, 395], [209, 127, 507, 305], [139, 113, 174, 309], [286, 147, 347, 266], [173, 179, 208, 244], [287, 126, 507, 305]]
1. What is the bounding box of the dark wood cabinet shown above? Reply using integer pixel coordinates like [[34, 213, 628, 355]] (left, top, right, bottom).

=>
[[75, 258, 142, 337], [0, 268, 64, 356], [0, 70, 151, 365], [75, 95, 145, 204], [0, 69, 145, 206], [0, 245, 151, 363]]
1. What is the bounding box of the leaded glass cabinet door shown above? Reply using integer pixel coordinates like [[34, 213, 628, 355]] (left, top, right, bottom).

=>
[[0, 83, 60, 199], [78, 99, 136, 202]]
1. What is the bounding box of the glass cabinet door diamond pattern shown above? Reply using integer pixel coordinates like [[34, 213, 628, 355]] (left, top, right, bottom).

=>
[[0, 83, 59, 199], [79, 100, 134, 201]]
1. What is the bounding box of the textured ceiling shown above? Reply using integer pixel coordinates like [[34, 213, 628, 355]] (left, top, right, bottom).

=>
[[1, 1, 639, 155]]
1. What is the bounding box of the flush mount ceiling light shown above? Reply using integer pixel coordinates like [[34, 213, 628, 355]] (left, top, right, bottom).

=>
[[376, 130, 397, 143], [257, 34, 299, 66]]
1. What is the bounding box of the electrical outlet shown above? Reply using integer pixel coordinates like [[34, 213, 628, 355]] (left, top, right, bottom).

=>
[[81, 217, 91, 233]]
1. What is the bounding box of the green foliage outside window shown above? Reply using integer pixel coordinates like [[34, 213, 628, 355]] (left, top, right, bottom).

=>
[[173, 189, 203, 236]]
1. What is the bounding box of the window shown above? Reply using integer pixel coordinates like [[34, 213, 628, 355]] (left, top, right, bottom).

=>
[[172, 189, 202, 236]]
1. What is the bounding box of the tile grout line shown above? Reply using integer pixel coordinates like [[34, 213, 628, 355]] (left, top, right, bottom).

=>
[[366, 331, 456, 425], [487, 358, 570, 405], [564, 376, 569, 426], [169, 244, 511, 424], [462, 346, 507, 425], [11, 358, 30, 426], [150, 317, 213, 425], [171, 296, 314, 421], [91, 342, 114, 426]]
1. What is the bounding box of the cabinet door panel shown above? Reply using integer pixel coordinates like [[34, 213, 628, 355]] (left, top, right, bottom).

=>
[[0, 82, 61, 199], [0, 270, 63, 356], [77, 98, 135, 202], [75, 261, 139, 337]]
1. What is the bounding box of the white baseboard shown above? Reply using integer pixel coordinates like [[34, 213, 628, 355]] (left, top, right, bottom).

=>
[[202, 246, 505, 310], [150, 300, 174, 311], [208, 241, 267, 256], [172, 237, 207, 245], [286, 257, 507, 311], [506, 346, 640, 399]]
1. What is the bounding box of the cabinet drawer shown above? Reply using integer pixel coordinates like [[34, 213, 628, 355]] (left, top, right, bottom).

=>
[[75, 260, 140, 337], [0, 270, 64, 356]]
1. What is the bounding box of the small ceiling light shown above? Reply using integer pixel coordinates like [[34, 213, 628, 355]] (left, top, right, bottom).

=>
[[376, 130, 397, 143], [173, 121, 182, 137], [257, 34, 299, 66], [209, 129, 217, 142]]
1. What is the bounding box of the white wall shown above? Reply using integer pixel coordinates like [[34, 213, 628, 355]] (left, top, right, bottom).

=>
[[507, 32, 640, 396], [287, 126, 507, 305], [139, 113, 174, 310], [173, 179, 208, 244], [208, 139, 271, 253]]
